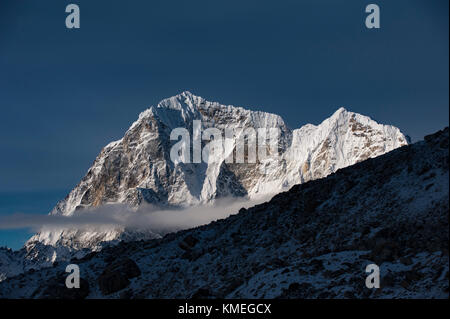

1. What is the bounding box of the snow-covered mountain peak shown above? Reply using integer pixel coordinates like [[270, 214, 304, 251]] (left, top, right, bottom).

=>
[[322, 106, 357, 126], [13, 93, 408, 274], [331, 106, 348, 116], [157, 90, 201, 112], [49, 91, 407, 214], [130, 92, 289, 134]]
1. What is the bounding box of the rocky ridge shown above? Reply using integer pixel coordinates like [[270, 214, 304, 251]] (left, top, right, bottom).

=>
[[1, 127, 446, 299]]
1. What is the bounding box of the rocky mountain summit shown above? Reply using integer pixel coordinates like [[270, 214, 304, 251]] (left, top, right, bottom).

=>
[[0, 92, 407, 280], [1, 127, 447, 299]]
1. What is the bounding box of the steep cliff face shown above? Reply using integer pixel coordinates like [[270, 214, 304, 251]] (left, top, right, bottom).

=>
[[20, 91, 407, 270], [2, 128, 447, 299]]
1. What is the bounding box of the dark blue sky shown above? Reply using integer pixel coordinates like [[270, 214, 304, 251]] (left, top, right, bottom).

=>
[[0, 0, 448, 247]]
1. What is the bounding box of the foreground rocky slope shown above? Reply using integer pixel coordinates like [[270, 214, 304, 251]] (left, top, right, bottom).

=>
[[19, 92, 406, 270], [1, 127, 447, 299]]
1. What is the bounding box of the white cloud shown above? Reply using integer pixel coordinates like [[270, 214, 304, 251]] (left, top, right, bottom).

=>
[[0, 195, 273, 235]]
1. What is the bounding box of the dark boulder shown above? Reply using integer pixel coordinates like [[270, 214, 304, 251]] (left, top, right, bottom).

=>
[[39, 275, 90, 299], [191, 287, 215, 299], [178, 234, 199, 251], [97, 258, 141, 295]]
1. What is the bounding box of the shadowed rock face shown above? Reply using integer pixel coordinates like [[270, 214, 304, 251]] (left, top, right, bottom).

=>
[[1, 127, 446, 299]]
